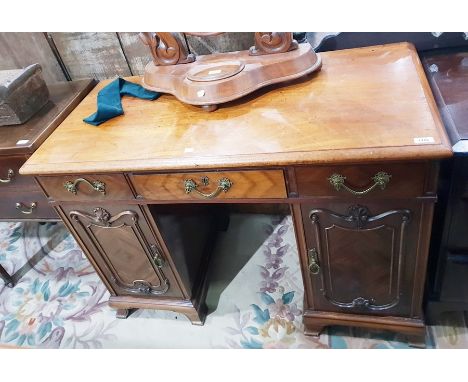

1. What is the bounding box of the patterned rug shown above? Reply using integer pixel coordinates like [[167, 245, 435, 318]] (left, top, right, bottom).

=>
[[0, 215, 466, 348]]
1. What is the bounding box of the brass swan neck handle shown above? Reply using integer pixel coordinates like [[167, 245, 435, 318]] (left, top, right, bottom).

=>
[[64, 178, 106, 195], [184, 177, 233, 199], [328, 172, 391, 196]]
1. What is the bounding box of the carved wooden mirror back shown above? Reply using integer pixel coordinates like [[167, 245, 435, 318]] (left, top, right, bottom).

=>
[[139, 32, 322, 111]]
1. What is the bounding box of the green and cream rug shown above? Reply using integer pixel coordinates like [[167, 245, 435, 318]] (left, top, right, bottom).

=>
[[0, 216, 466, 348]]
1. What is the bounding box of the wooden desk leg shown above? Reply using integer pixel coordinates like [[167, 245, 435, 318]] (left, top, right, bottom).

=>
[[407, 333, 427, 348], [303, 324, 325, 337], [0, 264, 14, 288], [116, 308, 136, 319]]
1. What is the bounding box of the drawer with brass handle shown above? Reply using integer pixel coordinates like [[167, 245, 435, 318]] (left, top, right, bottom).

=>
[[0, 169, 15, 184], [0, 156, 37, 191], [0, 190, 57, 220], [37, 174, 134, 202], [130, 170, 287, 201], [295, 163, 428, 198]]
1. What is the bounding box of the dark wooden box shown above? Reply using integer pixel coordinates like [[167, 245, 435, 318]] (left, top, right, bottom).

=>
[[0, 63, 49, 126]]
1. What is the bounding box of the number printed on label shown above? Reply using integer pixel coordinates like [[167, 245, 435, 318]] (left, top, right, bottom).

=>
[[414, 137, 435, 144]]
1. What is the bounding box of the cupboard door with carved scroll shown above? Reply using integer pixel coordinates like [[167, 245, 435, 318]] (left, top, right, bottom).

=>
[[301, 201, 421, 317], [61, 205, 183, 299]]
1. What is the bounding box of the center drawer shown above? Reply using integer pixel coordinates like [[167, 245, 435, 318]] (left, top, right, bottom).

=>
[[130, 170, 287, 201], [295, 163, 428, 198]]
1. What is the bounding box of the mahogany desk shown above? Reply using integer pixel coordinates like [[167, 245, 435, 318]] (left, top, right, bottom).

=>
[[20, 43, 452, 346]]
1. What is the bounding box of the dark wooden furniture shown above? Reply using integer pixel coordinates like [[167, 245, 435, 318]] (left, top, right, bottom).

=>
[[20, 43, 451, 346], [0, 78, 96, 287], [315, 32, 468, 53], [422, 48, 468, 322]]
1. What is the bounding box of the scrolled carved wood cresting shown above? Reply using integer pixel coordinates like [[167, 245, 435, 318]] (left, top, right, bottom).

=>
[[139, 32, 195, 66], [140, 32, 299, 65], [249, 32, 298, 56], [308, 205, 411, 310]]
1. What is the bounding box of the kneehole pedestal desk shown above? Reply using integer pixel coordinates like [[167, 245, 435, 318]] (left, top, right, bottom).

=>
[[20, 43, 452, 346]]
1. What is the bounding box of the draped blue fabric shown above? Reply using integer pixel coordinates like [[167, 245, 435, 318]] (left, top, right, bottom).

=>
[[83, 78, 160, 126]]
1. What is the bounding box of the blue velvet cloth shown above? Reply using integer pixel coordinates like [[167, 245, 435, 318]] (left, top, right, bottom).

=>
[[83, 77, 160, 126]]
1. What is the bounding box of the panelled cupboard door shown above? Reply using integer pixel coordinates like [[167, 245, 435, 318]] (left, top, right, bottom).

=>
[[61, 204, 184, 299], [301, 201, 422, 317]]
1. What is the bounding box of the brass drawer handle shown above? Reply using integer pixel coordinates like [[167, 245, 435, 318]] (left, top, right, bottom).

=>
[[150, 244, 166, 268], [308, 248, 320, 275], [328, 171, 391, 195], [15, 202, 37, 214], [0, 169, 15, 184], [184, 177, 233, 199], [64, 178, 106, 195]]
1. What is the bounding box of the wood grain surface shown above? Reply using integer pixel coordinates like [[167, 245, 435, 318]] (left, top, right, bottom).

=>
[[117, 32, 151, 75], [0, 33, 66, 83], [0, 79, 96, 155], [20, 43, 452, 176], [185, 32, 254, 55], [0, 33, 262, 82], [131, 170, 287, 200], [49, 33, 132, 80]]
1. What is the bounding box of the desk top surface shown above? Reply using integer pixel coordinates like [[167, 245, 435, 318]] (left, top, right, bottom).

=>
[[0, 79, 96, 156], [422, 49, 468, 154], [21, 43, 451, 176]]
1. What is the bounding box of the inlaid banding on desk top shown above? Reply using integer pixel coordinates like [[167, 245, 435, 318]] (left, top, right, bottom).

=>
[[20, 43, 451, 176]]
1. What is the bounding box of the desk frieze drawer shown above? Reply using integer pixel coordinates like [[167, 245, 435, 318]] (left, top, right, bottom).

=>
[[295, 163, 428, 198], [37, 174, 134, 201], [130, 170, 287, 201], [0, 190, 57, 220]]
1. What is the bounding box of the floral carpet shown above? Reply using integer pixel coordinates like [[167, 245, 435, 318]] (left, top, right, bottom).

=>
[[0, 215, 467, 349]]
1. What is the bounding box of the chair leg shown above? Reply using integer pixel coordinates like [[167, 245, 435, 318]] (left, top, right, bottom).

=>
[[0, 264, 14, 288]]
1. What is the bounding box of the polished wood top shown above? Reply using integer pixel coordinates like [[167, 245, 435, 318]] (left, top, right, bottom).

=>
[[0, 79, 96, 156], [20, 43, 451, 176], [422, 49, 468, 153]]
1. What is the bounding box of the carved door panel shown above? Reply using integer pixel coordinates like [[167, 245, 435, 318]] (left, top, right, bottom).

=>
[[301, 201, 421, 316], [62, 205, 183, 299]]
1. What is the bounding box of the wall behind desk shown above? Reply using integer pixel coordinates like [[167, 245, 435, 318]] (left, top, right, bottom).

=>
[[0, 32, 255, 83]]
